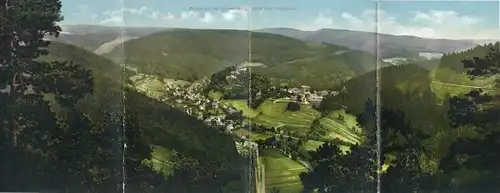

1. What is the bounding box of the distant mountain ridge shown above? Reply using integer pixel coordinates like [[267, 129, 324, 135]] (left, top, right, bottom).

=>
[[46, 25, 498, 89], [50, 25, 495, 60], [255, 28, 496, 58]]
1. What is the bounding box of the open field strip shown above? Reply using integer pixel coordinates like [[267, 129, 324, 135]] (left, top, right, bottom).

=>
[[431, 80, 500, 104], [260, 148, 307, 193], [146, 145, 175, 177]]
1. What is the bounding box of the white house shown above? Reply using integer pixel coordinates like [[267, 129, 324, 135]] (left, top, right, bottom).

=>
[[238, 67, 248, 73], [308, 94, 323, 103]]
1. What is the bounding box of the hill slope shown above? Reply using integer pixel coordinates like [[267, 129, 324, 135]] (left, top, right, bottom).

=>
[[434, 42, 499, 86], [40, 42, 248, 191], [319, 64, 444, 131], [256, 28, 492, 59], [46, 25, 171, 53], [104, 29, 382, 88]]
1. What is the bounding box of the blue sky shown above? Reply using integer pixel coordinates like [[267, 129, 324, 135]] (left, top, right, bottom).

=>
[[61, 0, 499, 39]]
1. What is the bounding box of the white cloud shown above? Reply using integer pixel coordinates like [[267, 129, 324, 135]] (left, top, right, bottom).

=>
[[413, 10, 478, 25], [99, 7, 147, 25], [100, 10, 123, 25], [100, 6, 177, 25], [165, 13, 175, 20], [100, 15, 124, 25], [200, 12, 214, 23], [151, 11, 175, 20], [341, 13, 363, 26], [181, 11, 199, 20], [125, 6, 148, 15], [151, 11, 161, 19], [296, 9, 498, 40], [221, 9, 248, 22], [97, 5, 254, 28]]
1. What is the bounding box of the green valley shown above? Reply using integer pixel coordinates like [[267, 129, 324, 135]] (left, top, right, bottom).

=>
[[3, 1, 500, 192]]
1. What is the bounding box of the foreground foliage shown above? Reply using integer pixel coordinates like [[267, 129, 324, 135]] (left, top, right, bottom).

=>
[[300, 44, 500, 193]]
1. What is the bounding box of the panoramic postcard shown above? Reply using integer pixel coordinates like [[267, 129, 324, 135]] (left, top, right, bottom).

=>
[[1, 0, 499, 192]]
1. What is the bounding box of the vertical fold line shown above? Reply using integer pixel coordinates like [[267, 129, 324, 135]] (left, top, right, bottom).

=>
[[120, 0, 127, 192], [246, 3, 254, 193], [375, 0, 382, 193]]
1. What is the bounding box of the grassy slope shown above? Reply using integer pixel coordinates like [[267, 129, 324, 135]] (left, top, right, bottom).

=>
[[319, 63, 499, 176], [226, 99, 319, 135], [430, 43, 500, 103], [260, 148, 307, 193], [104, 29, 379, 89], [222, 97, 361, 145], [39, 41, 127, 79], [309, 109, 362, 144], [254, 100, 320, 133], [50, 33, 119, 52], [146, 145, 175, 177]]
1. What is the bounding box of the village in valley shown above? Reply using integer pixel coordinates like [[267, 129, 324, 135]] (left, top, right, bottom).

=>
[[124, 65, 360, 192], [126, 66, 339, 147]]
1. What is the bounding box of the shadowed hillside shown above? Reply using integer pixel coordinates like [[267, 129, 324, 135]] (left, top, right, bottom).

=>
[[39, 42, 249, 192]]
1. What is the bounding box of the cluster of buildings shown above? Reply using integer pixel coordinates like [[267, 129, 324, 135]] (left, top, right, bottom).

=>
[[282, 85, 337, 107], [131, 69, 342, 156], [161, 80, 242, 134], [159, 79, 256, 156]]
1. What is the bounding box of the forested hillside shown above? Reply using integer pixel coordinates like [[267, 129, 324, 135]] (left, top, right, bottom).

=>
[[50, 42, 249, 193], [103, 29, 382, 89], [320, 64, 436, 115], [304, 48, 500, 192], [434, 42, 499, 86]]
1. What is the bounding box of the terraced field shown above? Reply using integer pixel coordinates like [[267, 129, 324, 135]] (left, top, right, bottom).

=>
[[223, 99, 322, 136], [309, 109, 362, 144], [214, 97, 361, 193], [223, 98, 362, 144], [259, 148, 307, 193]]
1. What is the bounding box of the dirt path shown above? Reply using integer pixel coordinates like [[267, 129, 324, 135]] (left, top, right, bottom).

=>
[[431, 81, 496, 89]]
